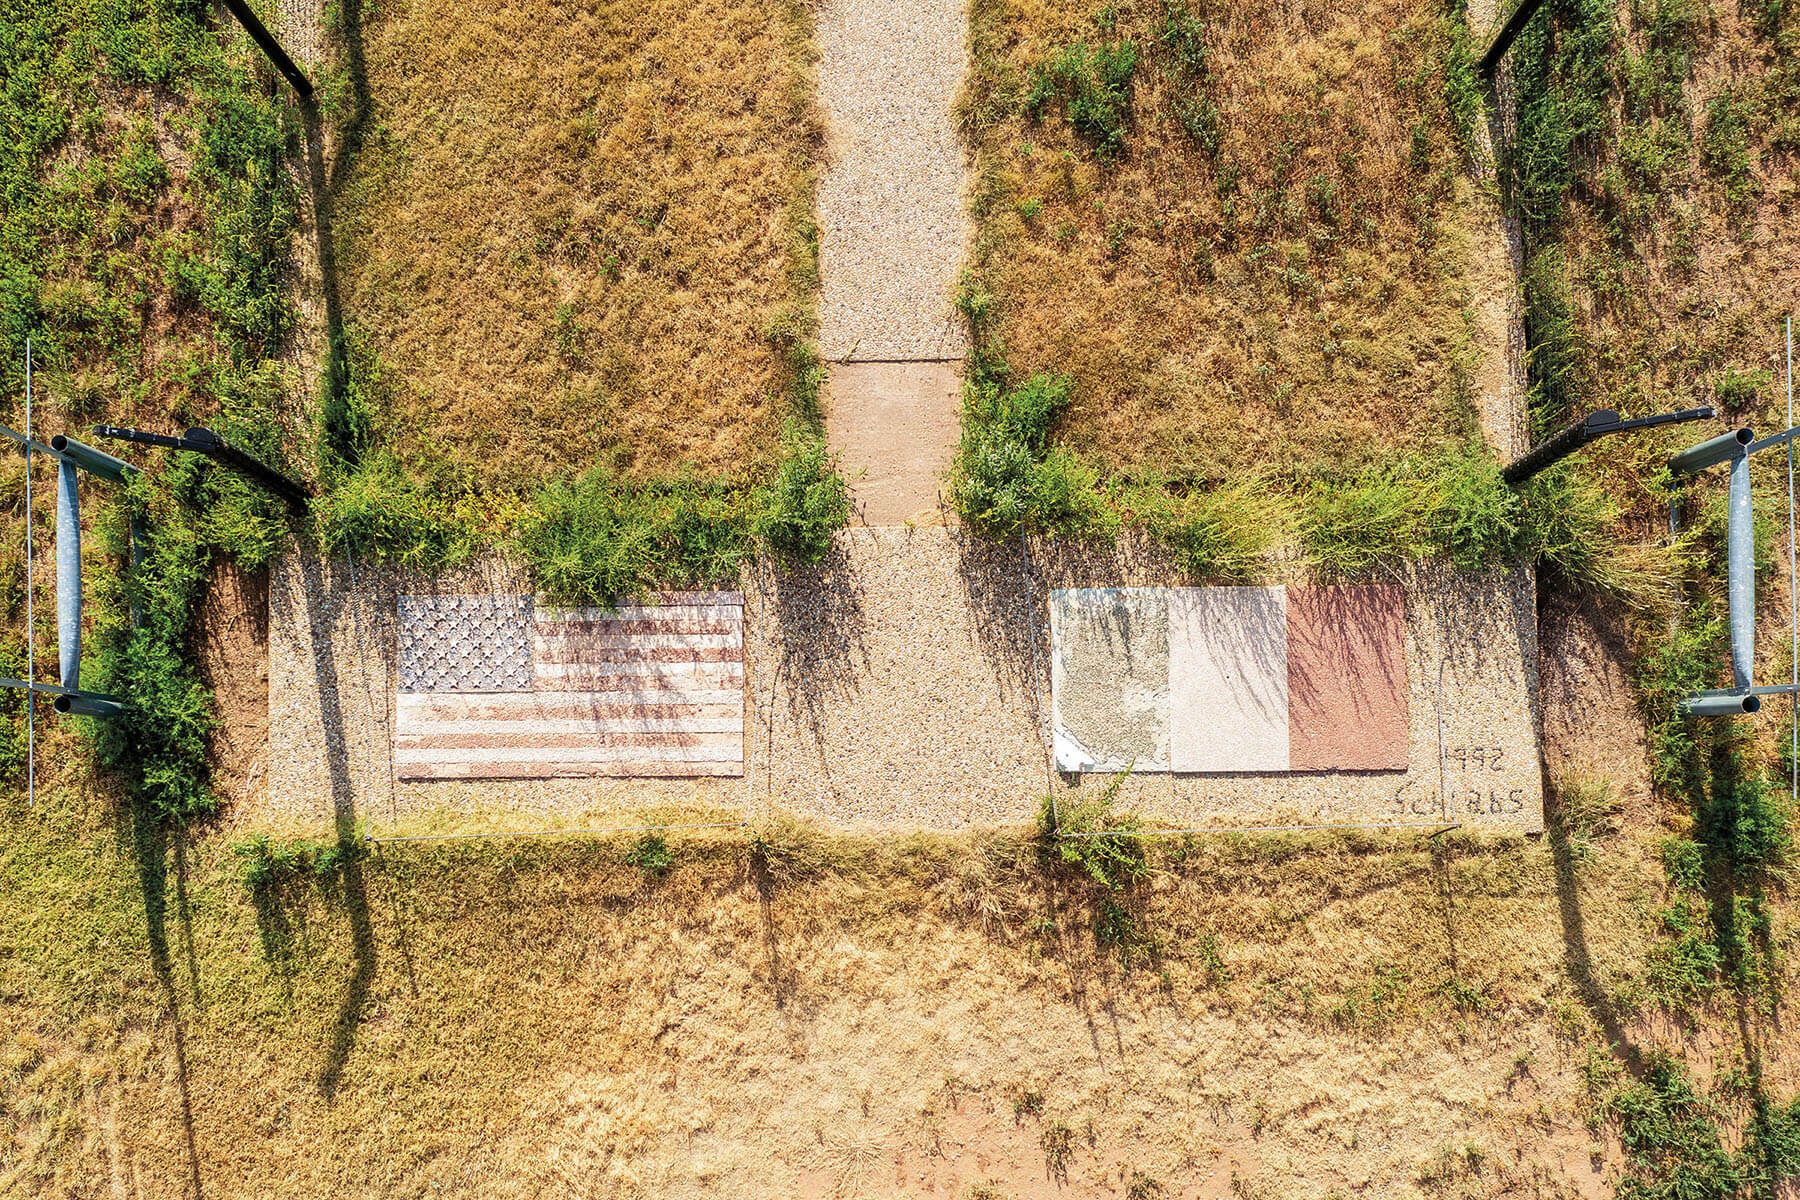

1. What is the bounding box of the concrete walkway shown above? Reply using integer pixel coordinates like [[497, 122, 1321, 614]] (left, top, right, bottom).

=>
[[817, 0, 968, 522]]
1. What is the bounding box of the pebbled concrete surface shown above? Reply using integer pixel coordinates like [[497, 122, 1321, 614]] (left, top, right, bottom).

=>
[[816, 0, 969, 361]]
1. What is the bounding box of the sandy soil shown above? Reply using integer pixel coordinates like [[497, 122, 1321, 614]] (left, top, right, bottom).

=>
[[195, 562, 270, 812]]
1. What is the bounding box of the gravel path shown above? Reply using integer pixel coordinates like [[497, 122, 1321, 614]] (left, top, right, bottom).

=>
[[816, 0, 969, 362]]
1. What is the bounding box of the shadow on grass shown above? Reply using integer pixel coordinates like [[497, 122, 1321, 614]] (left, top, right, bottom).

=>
[[1543, 769, 1644, 1071], [289, 555, 379, 1099], [299, 0, 372, 462], [124, 807, 207, 1200]]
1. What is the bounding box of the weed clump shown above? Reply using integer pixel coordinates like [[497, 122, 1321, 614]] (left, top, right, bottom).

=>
[[1025, 40, 1138, 160], [234, 832, 363, 893], [516, 470, 755, 606], [624, 833, 676, 878], [952, 368, 1110, 536], [754, 425, 850, 562]]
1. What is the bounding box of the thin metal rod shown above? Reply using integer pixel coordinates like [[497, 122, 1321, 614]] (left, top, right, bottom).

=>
[[364, 820, 748, 844], [23, 337, 32, 809], [0, 677, 122, 697], [1789, 315, 1796, 807], [1058, 821, 1464, 838]]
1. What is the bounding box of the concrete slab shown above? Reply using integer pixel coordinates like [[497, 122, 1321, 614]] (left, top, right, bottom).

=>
[[1287, 584, 1408, 770], [1048, 588, 1170, 772], [816, 0, 969, 361], [826, 361, 960, 525], [1168, 586, 1290, 773]]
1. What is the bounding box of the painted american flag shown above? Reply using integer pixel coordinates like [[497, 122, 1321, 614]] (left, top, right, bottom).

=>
[[394, 591, 745, 780]]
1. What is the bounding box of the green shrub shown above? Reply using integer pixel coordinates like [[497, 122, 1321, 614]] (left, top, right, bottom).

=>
[[1300, 466, 1432, 573], [1026, 40, 1138, 159], [1643, 895, 1722, 1010], [1516, 463, 1625, 590], [1699, 772, 1793, 876], [1715, 367, 1772, 413], [624, 832, 676, 877], [517, 470, 754, 605], [1611, 1057, 1742, 1200], [1039, 775, 1150, 892], [90, 477, 222, 822], [1747, 1095, 1800, 1187], [316, 453, 479, 573], [1432, 445, 1526, 567], [1701, 88, 1759, 212], [187, 85, 301, 358], [1635, 607, 1726, 793], [1441, 0, 1487, 158], [1136, 479, 1292, 580], [0, 633, 26, 785], [234, 831, 361, 893], [754, 426, 849, 560], [1522, 246, 1583, 420], [952, 372, 1111, 535]]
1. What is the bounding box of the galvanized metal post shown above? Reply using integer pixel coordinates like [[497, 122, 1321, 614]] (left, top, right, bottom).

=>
[[1677, 693, 1762, 717], [1730, 445, 1755, 688], [23, 337, 32, 809], [54, 459, 79, 690]]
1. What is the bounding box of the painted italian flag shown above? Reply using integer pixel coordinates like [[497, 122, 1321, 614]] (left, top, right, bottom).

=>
[[1049, 585, 1409, 774]]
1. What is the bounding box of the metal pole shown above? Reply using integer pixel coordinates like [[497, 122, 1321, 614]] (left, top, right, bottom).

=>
[[23, 338, 31, 809], [217, 0, 314, 98], [55, 459, 79, 690], [1789, 315, 1795, 804], [1479, 0, 1550, 76], [1729, 446, 1754, 689]]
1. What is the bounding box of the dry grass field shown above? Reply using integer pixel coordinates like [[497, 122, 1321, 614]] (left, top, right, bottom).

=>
[[4, 590, 1797, 1200], [0, 809, 1783, 1199], [959, 0, 1481, 482], [329, 0, 819, 489]]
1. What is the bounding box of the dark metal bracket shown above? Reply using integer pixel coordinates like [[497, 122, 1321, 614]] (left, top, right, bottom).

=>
[[1501, 406, 1714, 485], [94, 425, 312, 513]]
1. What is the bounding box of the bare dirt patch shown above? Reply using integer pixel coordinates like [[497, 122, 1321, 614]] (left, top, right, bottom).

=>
[[196, 562, 270, 810]]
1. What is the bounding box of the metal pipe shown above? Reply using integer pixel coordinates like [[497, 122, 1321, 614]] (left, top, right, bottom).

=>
[[49, 434, 137, 483], [1502, 406, 1713, 485], [1479, 0, 1549, 76], [1670, 427, 1754, 475], [52, 693, 130, 718], [1678, 693, 1762, 716], [24, 336, 32, 808], [55, 460, 79, 690], [93, 424, 311, 512], [1729, 447, 1754, 688], [218, 0, 314, 97]]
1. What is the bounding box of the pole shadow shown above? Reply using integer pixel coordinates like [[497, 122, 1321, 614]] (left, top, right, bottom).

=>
[[290, 550, 378, 1098], [122, 806, 208, 1199]]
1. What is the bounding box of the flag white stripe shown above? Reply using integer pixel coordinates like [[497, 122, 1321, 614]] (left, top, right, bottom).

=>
[[533, 632, 742, 650], [535, 661, 744, 679], [396, 689, 744, 709], [396, 718, 743, 736], [396, 744, 741, 764]]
